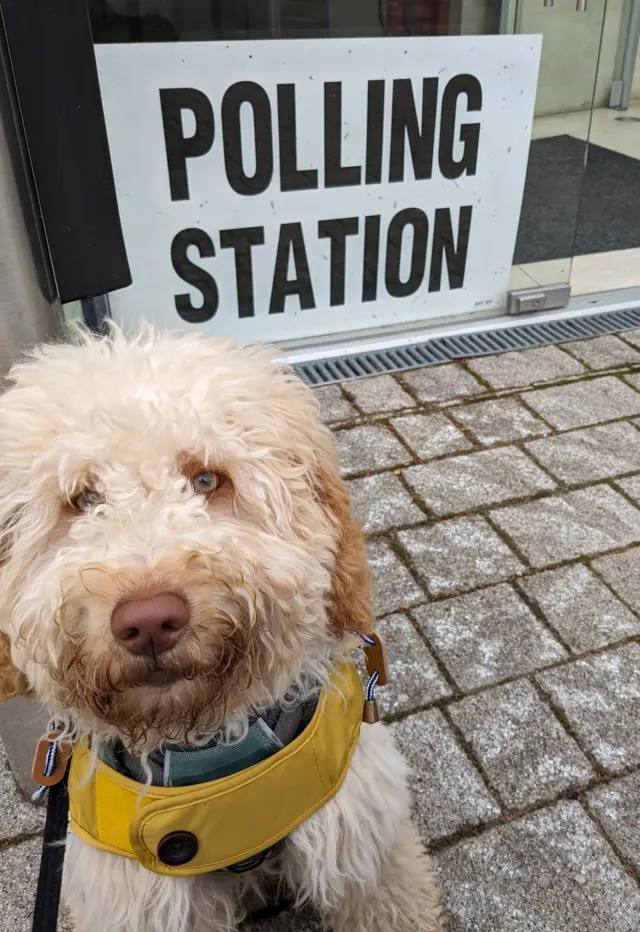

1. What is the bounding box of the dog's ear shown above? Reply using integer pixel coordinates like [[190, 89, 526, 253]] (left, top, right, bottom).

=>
[[0, 633, 31, 701], [315, 446, 373, 638]]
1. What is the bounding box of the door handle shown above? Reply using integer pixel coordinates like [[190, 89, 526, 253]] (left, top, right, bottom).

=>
[[544, 0, 554, 6], [576, 0, 587, 9]]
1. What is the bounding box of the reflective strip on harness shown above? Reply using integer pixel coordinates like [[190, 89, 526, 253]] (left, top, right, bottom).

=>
[[68, 661, 364, 876]]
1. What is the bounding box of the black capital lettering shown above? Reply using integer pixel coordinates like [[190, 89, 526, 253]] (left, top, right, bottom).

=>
[[318, 218, 359, 306], [365, 81, 385, 185], [160, 89, 214, 201], [362, 215, 381, 302], [385, 208, 429, 298], [388, 78, 438, 183], [324, 82, 361, 188], [277, 84, 318, 192], [220, 227, 265, 318], [429, 206, 473, 292], [171, 228, 218, 322], [221, 82, 273, 195], [439, 75, 482, 179], [269, 223, 315, 314]]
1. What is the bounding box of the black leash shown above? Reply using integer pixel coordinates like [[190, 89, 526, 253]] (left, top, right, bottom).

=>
[[31, 765, 69, 932]]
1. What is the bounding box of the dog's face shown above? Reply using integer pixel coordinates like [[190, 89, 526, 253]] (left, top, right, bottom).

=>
[[0, 330, 371, 749]]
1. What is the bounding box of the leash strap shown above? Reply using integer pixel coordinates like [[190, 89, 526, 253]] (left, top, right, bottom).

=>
[[31, 764, 69, 932]]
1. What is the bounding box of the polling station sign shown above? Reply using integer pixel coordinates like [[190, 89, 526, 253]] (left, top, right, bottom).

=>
[[96, 36, 541, 343]]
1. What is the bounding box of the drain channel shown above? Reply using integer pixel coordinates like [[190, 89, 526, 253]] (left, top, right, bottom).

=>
[[294, 307, 640, 386]]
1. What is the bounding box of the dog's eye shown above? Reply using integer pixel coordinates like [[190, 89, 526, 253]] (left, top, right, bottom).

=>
[[71, 489, 105, 512], [192, 471, 223, 495]]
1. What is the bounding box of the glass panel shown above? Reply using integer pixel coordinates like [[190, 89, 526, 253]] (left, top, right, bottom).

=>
[[572, 0, 640, 297], [508, 0, 610, 291], [87, 1, 608, 347]]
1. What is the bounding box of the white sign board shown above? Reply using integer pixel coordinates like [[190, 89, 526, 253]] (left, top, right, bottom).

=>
[[96, 36, 541, 344]]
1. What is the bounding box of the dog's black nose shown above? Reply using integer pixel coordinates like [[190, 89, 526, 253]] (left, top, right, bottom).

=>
[[111, 593, 190, 657]]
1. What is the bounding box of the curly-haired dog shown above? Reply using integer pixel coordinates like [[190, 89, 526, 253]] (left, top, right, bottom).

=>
[[0, 328, 442, 932]]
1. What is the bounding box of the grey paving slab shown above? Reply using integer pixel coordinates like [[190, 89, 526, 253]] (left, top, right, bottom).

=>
[[537, 643, 640, 773], [372, 614, 452, 716], [451, 397, 550, 445], [398, 517, 524, 597], [625, 372, 640, 391], [563, 335, 640, 370], [519, 564, 640, 653], [0, 837, 42, 932], [415, 584, 565, 692], [620, 328, 640, 350], [592, 546, 640, 612], [449, 680, 592, 811], [467, 346, 584, 390], [492, 486, 640, 566], [335, 425, 412, 477], [0, 739, 43, 843], [343, 374, 415, 413], [347, 472, 424, 534], [393, 709, 500, 843], [367, 539, 425, 617], [526, 422, 640, 483], [390, 412, 472, 460], [403, 447, 555, 517], [438, 801, 640, 932], [616, 473, 640, 502], [399, 364, 485, 403], [312, 384, 356, 425], [587, 772, 640, 873], [524, 376, 640, 430]]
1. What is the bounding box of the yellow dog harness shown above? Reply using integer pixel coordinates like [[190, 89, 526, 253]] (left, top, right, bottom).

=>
[[68, 661, 364, 876]]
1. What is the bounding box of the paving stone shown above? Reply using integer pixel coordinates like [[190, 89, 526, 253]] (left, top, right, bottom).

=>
[[451, 397, 550, 445], [492, 486, 640, 566], [467, 345, 584, 390], [393, 709, 499, 843], [438, 801, 640, 932], [615, 473, 640, 502], [390, 412, 472, 460], [367, 539, 424, 617], [537, 643, 640, 773], [347, 472, 423, 534], [343, 374, 414, 413], [587, 772, 640, 873], [403, 447, 555, 516], [526, 422, 640, 483], [0, 837, 42, 932], [0, 739, 43, 843], [398, 517, 524, 597], [625, 372, 640, 390], [449, 680, 592, 811], [372, 614, 452, 716], [520, 564, 640, 653], [334, 425, 412, 477], [620, 328, 640, 348], [563, 334, 640, 369], [524, 376, 640, 430], [399, 363, 485, 403], [592, 546, 640, 612], [312, 384, 356, 424], [415, 584, 565, 691]]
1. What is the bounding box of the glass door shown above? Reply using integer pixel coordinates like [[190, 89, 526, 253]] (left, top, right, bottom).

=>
[[569, 0, 640, 298], [507, 0, 612, 294]]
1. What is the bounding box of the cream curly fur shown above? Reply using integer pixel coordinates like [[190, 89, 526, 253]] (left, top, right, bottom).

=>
[[0, 327, 442, 932]]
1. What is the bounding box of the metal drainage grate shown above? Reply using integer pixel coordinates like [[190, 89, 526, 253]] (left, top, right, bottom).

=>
[[294, 307, 640, 386]]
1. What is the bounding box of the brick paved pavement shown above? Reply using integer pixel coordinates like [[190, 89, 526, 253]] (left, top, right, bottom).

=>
[[5, 332, 640, 930]]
